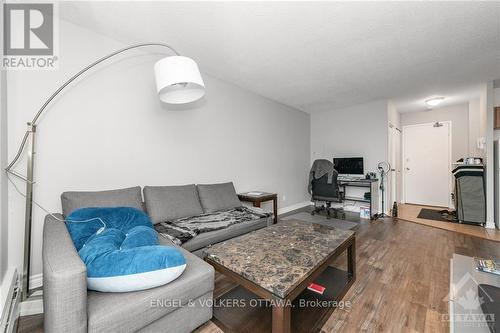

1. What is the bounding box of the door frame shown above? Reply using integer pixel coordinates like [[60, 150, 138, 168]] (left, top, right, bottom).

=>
[[387, 124, 402, 209], [401, 121, 453, 208]]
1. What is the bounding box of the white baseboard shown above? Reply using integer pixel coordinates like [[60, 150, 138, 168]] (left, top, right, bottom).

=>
[[0, 267, 20, 333], [485, 221, 496, 229], [20, 293, 43, 316], [17, 274, 44, 316], [278, 201, 312, 215], [29, 274, 42, 289], [0, 273, 44, 317]]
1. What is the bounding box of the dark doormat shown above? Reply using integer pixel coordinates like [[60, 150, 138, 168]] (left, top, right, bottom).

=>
[[417, 208, 458, 223]]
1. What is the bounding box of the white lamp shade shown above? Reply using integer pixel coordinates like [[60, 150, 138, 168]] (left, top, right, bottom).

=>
[[154, 56, 205, 104]]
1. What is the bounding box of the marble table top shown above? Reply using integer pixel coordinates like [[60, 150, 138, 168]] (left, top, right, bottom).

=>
[[204, 219, 355, 298]]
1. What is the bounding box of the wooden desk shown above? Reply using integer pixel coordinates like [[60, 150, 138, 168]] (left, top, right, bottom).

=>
[[337, 178, 379, 219], [238, 192, 278, 224]]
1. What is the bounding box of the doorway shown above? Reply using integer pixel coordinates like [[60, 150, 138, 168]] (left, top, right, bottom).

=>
[[403, 121, 452, 208]]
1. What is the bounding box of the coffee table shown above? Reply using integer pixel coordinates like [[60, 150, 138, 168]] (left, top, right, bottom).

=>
[[204, 220, 356, 333]]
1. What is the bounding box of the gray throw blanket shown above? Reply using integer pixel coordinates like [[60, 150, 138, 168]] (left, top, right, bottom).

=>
[[154, 206, 271, 246], [308, 159, 337, 194]]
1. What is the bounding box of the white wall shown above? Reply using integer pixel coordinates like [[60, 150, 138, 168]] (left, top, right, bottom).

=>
[[387, 101, 402, 205], [310, 100, 388, 212], [483, 82, 495, 228], [388, 101, 401, 129], [468, 98, 485, 158], [494, 87, 500, 140], [0, 0, 9, 307], [0, 66, 6, 283], [7, 20, 311, 280], [311, 100, 388, 173], [400, 103, 470, 162], [494, 86, 500, 228]]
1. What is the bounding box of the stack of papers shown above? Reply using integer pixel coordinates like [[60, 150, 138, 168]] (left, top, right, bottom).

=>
[[247, 192, 264, 196]]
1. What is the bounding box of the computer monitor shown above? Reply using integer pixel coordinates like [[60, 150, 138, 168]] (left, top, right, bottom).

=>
[[333, 157, 364, 176]]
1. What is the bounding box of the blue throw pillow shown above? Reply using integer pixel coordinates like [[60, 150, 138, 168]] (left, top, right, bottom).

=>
[[66, 207, 186, 292]]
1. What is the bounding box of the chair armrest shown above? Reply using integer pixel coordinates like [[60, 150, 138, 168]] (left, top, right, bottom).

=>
[[43, 214, 87, 333]]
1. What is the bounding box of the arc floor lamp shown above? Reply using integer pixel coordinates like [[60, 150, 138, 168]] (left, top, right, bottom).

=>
[[5, 43, 205, 300]]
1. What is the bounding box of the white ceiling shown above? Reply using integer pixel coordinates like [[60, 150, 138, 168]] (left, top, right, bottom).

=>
[[60, 1, 500, 114]]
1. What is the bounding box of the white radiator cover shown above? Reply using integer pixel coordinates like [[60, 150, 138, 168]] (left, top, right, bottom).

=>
[[0, 268, 20, 333]]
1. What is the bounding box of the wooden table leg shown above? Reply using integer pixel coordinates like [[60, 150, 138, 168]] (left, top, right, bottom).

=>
[[272, 301, 291, 333], [273, 197, 278, 224], [253, 201, 261, 208], [347, 238, 356, 281]]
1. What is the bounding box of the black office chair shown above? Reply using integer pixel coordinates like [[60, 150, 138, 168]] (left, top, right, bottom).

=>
[[310, 172, 345, 219]]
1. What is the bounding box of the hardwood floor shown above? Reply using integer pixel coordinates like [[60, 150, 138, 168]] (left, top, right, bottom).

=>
[[398, 203, 500, 242], [17, 212, 500, 333]]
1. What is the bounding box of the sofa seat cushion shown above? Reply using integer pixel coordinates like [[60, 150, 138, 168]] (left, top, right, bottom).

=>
[[61, 186, 144, 217], [182, 217, 269, 252], [87, 246, 214, 332], [197, 182, 242, 213], [143, 185, 204, 224]]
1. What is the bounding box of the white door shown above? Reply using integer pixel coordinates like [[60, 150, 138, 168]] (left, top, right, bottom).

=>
[[403, 122, 451, 207]]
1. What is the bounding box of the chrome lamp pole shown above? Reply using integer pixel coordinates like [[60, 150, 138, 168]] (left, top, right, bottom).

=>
[[5, 43, 205, 300]]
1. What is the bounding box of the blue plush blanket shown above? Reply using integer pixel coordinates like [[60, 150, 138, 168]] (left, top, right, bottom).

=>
[[66, 207, 153, 251], [65, 207, 186, 292]]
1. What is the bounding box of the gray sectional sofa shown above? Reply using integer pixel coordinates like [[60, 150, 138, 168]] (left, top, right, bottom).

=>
[[43, 182, 272, 333]]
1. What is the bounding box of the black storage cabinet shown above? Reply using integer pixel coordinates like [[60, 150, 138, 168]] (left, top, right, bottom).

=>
[[452, 165, 486, 225]]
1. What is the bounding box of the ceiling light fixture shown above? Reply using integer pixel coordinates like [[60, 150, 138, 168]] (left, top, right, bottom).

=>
[[425, 97, 445, 109]]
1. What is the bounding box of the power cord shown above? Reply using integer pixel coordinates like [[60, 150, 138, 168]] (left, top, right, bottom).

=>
[[7, 174, 107, 231]]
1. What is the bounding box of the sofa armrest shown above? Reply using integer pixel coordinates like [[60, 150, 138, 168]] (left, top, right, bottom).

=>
[[43, 214, 88, 333]]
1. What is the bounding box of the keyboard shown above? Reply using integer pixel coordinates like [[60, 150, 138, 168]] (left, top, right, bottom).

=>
[[337, 176, 364, 181]]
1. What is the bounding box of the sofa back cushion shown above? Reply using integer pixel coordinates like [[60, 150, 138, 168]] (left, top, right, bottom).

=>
[[143, 184, 204, 224], [197, 182, 242, 213], [61, 186, 144, 217]]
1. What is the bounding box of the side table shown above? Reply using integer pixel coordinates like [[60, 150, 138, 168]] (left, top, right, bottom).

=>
[[238, 192, 278, 224]]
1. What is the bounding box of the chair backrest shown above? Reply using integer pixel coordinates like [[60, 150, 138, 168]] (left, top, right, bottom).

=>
[[311, 171, 340, 201]]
